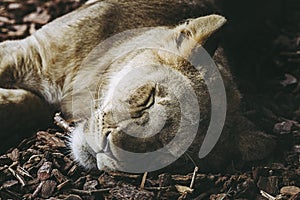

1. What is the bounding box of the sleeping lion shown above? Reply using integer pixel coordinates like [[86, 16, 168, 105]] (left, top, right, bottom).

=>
[[0, 0, 275, 172]]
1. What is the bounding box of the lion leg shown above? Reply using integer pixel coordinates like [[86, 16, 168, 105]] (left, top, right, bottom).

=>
[[0, 88, 53, 153]]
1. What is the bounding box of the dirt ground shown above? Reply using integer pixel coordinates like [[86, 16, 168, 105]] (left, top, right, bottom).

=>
[[0, 0, 299, 199]]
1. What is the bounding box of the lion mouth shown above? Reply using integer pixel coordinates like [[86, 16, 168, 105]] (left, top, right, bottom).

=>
[[98, 137, 118, 161], [96, 140, 119, 170]]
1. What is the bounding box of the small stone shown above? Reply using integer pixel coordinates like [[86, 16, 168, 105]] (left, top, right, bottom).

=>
[[280, 186, 300, 196], [273, 121, 293, 134], [280, 73, 298, 87], [7, 148, 19, 162], [8, 25, 28, 37], [175, 185, 193, 194], [38, 161, 53, 181], [23, 8, 51, 25], [83, 180, 98, 191], [0, 16, 15, 24], [293, 145, 300, 153], [8, 3, 22, 10], [40, 180, 57, 199]]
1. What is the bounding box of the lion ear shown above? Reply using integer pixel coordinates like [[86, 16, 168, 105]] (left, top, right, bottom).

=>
[[174, 14, 226, 56]]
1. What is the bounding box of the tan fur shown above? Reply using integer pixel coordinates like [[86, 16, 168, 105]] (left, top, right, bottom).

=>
[[0, 0, 275, 171]]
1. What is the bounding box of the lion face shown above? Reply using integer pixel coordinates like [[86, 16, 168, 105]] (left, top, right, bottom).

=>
[[69, 15, 227, 172], [75, 54, 202, 171]]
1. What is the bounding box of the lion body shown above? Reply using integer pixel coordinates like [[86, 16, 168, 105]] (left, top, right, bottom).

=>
[[0, 0, 275, 172]]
